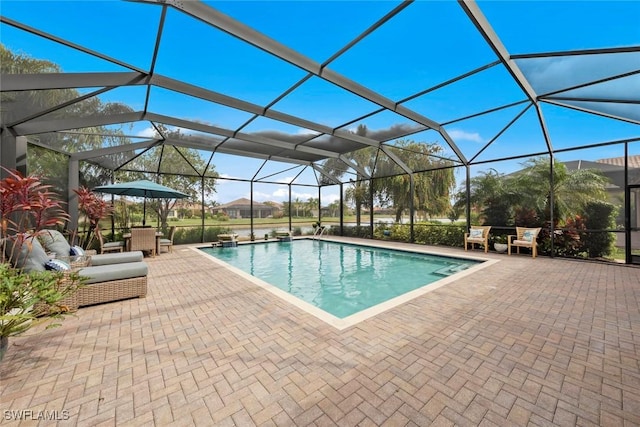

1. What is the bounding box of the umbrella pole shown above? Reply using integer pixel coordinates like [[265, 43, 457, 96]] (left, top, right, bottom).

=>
[[143, 198, 146, 226]]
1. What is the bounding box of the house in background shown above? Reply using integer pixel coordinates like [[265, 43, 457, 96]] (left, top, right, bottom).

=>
[[564, 155, 640, 223], [212, 198, 281, 219], [167, 201, 205, 219]]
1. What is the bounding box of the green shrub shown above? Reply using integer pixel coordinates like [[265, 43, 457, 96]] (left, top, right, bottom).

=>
[[340, 225, 371, 238], [372, 223, 465, 246], [381, 224, 409, 242], [583, 201, 616, 258], [538, 217, 586, 258], [414, 223, 465, 247], [173, 226, 234, 245]]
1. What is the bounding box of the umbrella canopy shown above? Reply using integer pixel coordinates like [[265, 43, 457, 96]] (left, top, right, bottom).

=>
[[93, 180, 189, 226]]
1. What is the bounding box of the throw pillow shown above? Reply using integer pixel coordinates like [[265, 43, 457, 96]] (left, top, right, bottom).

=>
[[522, 229, 536, 242], [469, 228, 484, 238], [39, 229, 71, 259], [70, 245, 85, 256], [45, 259, 71, 271], [4, 235, 49, 272]]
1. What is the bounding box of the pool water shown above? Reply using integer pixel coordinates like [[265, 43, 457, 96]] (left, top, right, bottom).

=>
[[199, 239, 481, 319]]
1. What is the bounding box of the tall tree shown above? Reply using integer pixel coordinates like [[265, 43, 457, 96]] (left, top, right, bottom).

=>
[[375, 139, 456, 222], [1, 44, 135, 195], [454, 168, 518, 226], [118, 126, 218, 229], [513, 157, 609, 222], [321, 124, 376, 225], [457, 157, 611, 226], [293, 197, 302, 217], [327, 200, 340, 217], [306, 197, 318, 217]]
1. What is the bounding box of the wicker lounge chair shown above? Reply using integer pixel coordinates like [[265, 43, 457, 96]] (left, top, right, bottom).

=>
[[75, 262, 148, 307], [464, 225, 491, 253], [508, 227, 542, 258]]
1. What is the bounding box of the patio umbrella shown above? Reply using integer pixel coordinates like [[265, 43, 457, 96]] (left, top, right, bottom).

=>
[[93, 180, 189, 226]]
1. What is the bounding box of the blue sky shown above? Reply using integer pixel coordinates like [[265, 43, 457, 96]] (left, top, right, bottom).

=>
[[1, 1, 639, 206]]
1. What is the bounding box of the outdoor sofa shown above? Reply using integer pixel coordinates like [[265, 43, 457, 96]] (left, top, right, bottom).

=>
[[11, 230, 149, 309]]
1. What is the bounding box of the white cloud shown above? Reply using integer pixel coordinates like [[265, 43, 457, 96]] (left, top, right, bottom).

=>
[[272, 188, 289, 198], [135, 125, 193, 138], [321, 192, 340, 204], [276, 176, 294, 184], [252, 191, 273, 201], [291, 191, 315, 201], [136, 126, 157, 138], [448, 129, 483, 143], [297, 128, 320, 135], [208, 179, 341, 206]]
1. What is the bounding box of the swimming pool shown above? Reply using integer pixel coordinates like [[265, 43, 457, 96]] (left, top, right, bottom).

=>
[[198, 239, 492, 329]]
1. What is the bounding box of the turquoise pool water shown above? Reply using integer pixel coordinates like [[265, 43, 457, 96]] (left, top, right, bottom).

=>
[[200, 240, 481, 319]]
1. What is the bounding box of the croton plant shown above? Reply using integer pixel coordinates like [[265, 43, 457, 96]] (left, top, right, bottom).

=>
[[1, 168, 68, 264], [73, 186, 114, 250]]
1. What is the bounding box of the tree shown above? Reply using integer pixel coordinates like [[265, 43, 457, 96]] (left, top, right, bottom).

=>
[[1, 44, 135, 196], [321, 125, 376, 226], [2, 44, 69, 193], [327, 200, 340, 217], [292, 197, 304, 217], [306, 197, 318, 217], [513, 157, 609, 223], [375, 139, 456, 223], [457, 158, 611, 228], [454, 168, 518, 226], [582, 201, 617, 258], [119, 128, 218, 229], [282, 201, 291, 218]]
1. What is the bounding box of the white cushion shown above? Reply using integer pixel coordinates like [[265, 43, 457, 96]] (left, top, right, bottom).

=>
[[469, 228, 484, 238], [513, 239, 533, 246]]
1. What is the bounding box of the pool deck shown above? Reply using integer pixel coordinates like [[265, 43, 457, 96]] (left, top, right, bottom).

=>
[[2, 236, 639, 426]]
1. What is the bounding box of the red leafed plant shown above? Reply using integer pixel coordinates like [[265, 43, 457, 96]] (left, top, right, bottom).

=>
[[1, 169, 82, 355], [73, 186, 114, 249], [1, 168, 68, 264]]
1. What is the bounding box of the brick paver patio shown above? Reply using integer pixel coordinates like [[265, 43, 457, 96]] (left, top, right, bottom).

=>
[[1, 238, 639, 426]]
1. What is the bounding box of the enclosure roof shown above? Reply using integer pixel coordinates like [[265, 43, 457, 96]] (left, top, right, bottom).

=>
[[1, 0, 639, 185]]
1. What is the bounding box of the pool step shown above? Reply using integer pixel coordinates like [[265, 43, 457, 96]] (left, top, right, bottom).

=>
[[433, 264, 469, 277]]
